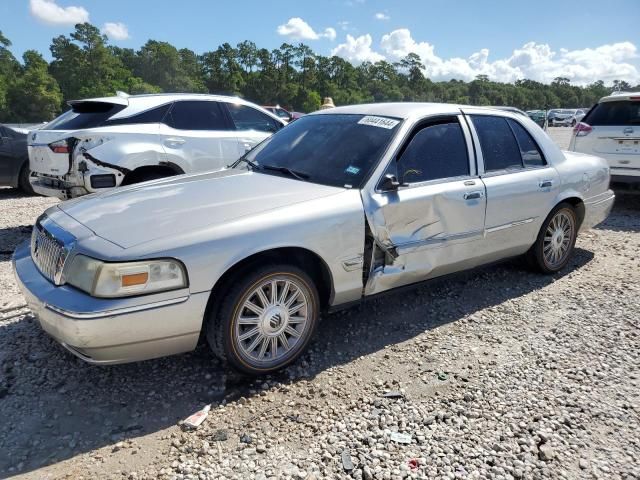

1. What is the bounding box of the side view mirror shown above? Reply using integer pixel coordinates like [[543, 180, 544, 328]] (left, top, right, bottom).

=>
[[379, 173, 406, 191]]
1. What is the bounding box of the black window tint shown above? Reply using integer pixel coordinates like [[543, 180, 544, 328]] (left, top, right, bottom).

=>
[[45, 102, 126, 130], [226, 104, 280, 133], [472, 115, 523, 171], [168, 101, 229, 131], [397, 121, 469, 183], [104, 104, 171, 126], [582, 101, 640, 126], [243, 114, 399, 189], [507, 119, 546, 167]]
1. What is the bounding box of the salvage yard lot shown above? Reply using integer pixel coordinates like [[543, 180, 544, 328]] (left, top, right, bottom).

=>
[[0, 128, 638, 479]]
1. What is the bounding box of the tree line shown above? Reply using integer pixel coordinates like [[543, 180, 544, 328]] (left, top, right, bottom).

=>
[[1, 23, 637, 123]]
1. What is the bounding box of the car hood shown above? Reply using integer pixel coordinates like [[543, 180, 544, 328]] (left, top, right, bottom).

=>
[[58, 169, 345, 249]]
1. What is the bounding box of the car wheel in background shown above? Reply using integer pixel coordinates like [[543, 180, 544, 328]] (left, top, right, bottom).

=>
[[207, 263, 320, 375], [18, 163, 35, 195], [527, 203, 578, 274]]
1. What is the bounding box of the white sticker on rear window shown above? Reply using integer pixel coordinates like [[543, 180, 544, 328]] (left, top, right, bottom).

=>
[[357, 116, 400, 129]]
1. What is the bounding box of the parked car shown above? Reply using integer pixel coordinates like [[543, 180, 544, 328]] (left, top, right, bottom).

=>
[[0, 124, 34, 194], [570, 92, 640, 188], [548, 109, 577, 126], [13, 103, 614, 374], [262, 106, 304, 123], [568, 109, 587, 126], [262, 106, 294, 123], [526, 110, 547, 128], [28, 93, 285, 200]]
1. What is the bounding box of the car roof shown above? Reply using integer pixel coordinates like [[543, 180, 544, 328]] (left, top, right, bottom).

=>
[[68, 93, 283, 122], [311, 102, 530, 121], [600, 91, 640, 103]]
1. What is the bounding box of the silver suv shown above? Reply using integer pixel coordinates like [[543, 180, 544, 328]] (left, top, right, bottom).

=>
[[570, 92, 640, 188], [28, 93, 285, 199]]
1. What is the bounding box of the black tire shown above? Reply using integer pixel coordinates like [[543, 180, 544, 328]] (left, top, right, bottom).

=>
[[18, 163, 35, 195], [571, 119, 577, 127], [526, 203, 578, 274], [206, 263, 320, 375]]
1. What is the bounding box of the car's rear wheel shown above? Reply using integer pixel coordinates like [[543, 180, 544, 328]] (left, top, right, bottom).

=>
[[527, 203, 578, 273], [207, 264, 320, 375], [18, 163, 35, 195], [571, 119, 577, 126]]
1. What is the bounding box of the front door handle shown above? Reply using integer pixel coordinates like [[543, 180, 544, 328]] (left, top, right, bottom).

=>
[[539, 180, 553, 188], [464, 191, 484, 200], [164, 137, 186, 147]]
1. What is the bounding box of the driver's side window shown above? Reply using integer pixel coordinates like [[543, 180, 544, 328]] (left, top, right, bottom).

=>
[[395, 120, 470, 184]]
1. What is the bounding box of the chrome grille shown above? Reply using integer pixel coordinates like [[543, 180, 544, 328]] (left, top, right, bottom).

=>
[[30, 217, 73, 285]]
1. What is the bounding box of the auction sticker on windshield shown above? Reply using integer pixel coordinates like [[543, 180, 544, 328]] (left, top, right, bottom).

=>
[[358, 116, 400, 129]]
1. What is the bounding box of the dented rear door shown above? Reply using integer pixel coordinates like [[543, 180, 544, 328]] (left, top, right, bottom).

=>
[[363, 115, 487, 295]]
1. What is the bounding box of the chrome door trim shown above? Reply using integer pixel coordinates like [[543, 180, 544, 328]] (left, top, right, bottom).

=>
[[45, 296, 189, 320], [393, 228, 484, 254], [485, 217, 536, 234]]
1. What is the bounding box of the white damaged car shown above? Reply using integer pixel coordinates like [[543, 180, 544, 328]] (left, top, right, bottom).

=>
[[28, 93, 285, 199]]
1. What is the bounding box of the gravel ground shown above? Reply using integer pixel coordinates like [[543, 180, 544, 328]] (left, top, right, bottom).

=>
[[1, 128, 639, 480]]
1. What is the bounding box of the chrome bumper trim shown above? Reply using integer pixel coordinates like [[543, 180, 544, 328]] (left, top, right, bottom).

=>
[[45, 296, 190, 319]]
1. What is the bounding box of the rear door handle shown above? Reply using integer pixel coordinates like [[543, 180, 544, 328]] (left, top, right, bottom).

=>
[[164, 137, 186, 147], [464, 191, 484, 200], [539, 180, 553, 188]]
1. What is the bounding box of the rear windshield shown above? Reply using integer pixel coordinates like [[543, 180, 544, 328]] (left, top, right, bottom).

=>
[[583, 100, 640, 126], [44, 102, 126, 130]]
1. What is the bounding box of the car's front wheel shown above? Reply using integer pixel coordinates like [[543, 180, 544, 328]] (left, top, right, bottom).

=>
[[527, 203, 578, 273], [207, 264, 320, 375]]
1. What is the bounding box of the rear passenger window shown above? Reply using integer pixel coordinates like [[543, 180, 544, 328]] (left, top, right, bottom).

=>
[[507, 118, 546, 167], [105, 104, 171, 126], [471, 115, 523, 172], [396, 121, 469, 183], [226, 104, 281, 133], [583, 100, 640, 126], [168, 101, 229, 131]]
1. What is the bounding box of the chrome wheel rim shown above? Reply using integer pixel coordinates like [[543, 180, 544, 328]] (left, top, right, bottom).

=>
[[234, 276, 310, 366], [543, 210, 574, 269]]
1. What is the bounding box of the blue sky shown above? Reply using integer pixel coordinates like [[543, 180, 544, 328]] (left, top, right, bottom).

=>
[[2, 0, 639, 84]]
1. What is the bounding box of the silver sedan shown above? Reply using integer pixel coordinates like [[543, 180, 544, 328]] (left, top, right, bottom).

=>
[[13, 103, 615, 375]]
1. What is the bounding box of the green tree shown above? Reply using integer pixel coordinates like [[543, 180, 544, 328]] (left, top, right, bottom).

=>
[[6, 50, 62, 121], [0, 30, 20, 120]]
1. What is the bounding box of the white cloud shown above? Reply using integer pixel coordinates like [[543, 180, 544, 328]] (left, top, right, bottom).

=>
[[332, 28, 640, 85], [29, 0, 89, 26], [331, 34, 385, 63], [101, 22, 129, 41], [276, 17, 336, 41], [374, 12, 390, 20]]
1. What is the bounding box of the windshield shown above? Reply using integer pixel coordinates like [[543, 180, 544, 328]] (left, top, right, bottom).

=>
[[237, 113, 401, 188]]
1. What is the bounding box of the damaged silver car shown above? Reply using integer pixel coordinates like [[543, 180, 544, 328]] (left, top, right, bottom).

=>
[[14, 103, 614, 374], [27, 93, 285, 199]]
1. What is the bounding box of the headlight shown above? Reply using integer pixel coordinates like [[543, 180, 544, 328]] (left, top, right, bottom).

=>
[[65, 255, 188, 298]]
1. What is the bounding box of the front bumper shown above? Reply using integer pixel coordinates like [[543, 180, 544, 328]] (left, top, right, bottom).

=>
[[12, 241, 208, 364], [581, 190, 615, 231]]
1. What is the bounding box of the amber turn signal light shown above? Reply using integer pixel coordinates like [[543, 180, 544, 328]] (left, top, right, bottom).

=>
[[121, 272, 149, 287]]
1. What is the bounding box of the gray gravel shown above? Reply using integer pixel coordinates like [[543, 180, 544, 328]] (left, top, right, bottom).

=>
[[1, 128, 639, 479]]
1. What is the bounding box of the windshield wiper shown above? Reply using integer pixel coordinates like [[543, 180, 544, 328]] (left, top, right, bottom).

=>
[[229, 156, 261, 171], [261, 165, 310, 181]]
